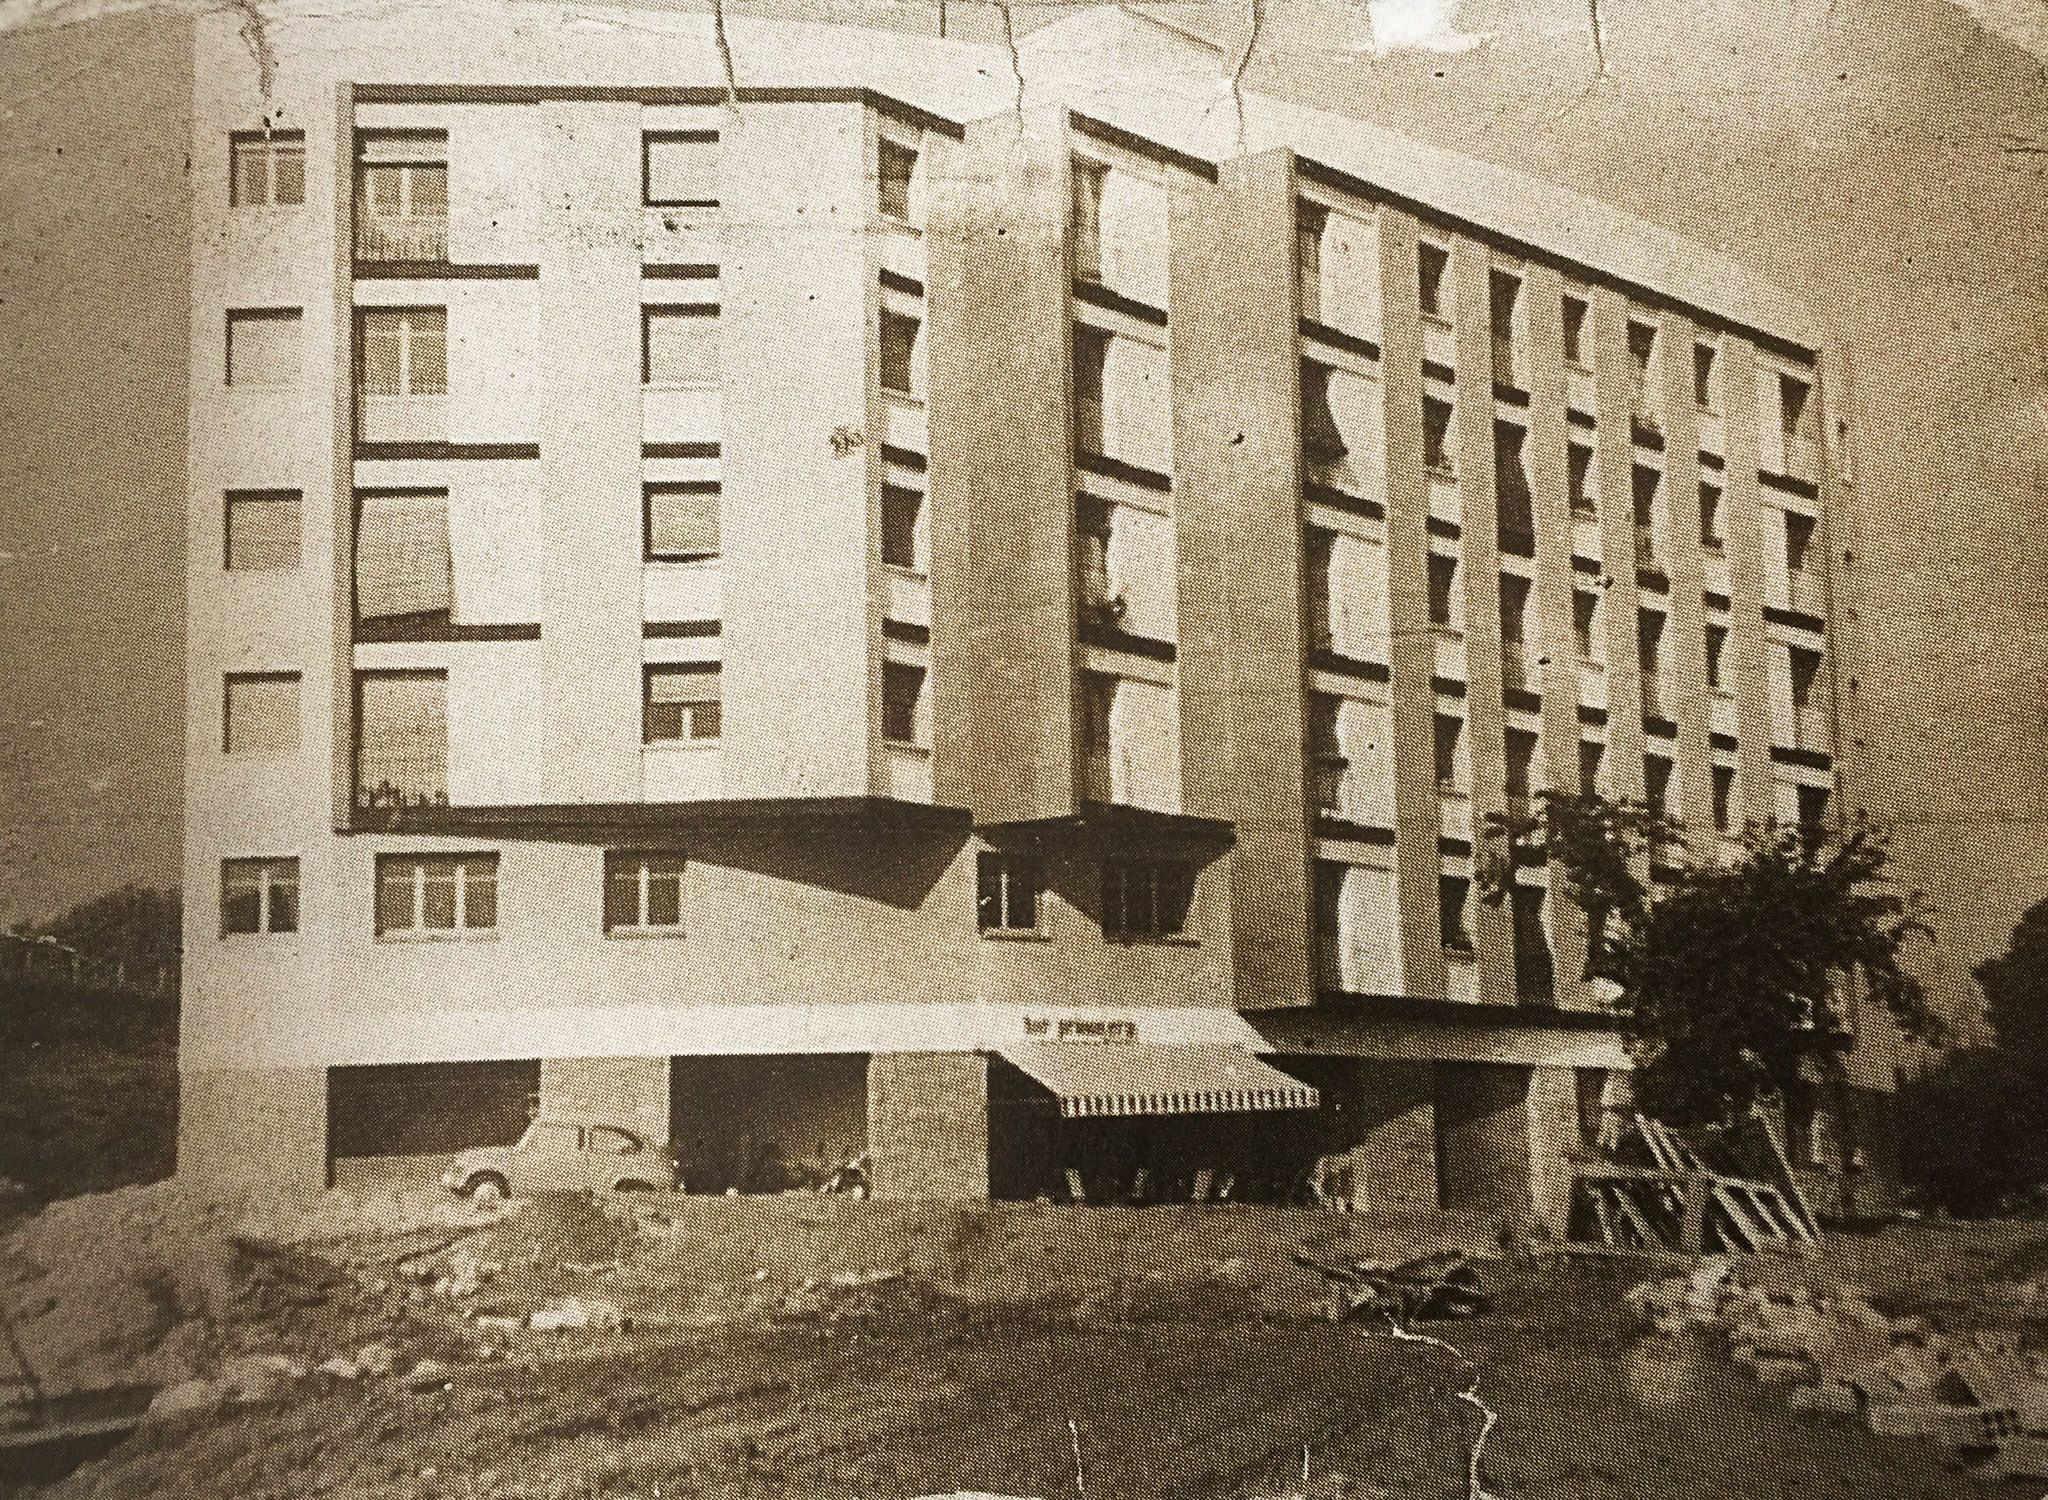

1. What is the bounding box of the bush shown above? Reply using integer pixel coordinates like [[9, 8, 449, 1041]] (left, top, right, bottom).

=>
[[1896, 1047, 2048, 1216]]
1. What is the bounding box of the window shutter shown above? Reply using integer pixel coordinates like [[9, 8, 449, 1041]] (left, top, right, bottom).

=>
[[356, 492, 453, 618]]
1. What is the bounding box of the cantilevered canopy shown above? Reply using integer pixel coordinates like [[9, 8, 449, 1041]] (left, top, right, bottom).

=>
[[1001, 1043, 1320, 1119]]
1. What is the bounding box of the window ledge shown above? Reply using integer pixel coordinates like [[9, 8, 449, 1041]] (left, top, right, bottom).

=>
[[884, 563, 930, 583], [979, 928, 1052, 944], [1421, 311, 1455, 331], [605, 927, 687, 941], [1107, 934, 1200, 949], [643, 740, 721, 753], [644, 381, 719, 394], [376, 929, 500, 944], [647, 554, 721, 568], [883, 389, 927, 410], [884, 740, 932, 756], [219, 930, 299, 942], [1443, 945, 1478, 963]]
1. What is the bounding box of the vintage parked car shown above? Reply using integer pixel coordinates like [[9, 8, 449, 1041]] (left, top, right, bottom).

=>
[[441, 1118, 681, 1202]]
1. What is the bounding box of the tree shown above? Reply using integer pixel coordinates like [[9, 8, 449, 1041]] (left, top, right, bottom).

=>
[[1480, 793, 1940, 1128], [1974, 894, 2048, 1069], [34, 883, 182, 991]]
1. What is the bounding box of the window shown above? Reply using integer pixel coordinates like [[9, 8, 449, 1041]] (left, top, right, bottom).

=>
[[882, 662, 927, 745], [1785, 511, 1817, 577], [1297, 201, 1327, 322], [1434, 712, 1464, 791], [227, 309, 301, 387], [1301, 361, 1347, 462], [1712, 765, 1736, 832], [1644, 754, 1673, 816], [1315, 860, 1345, 977], [356, 133, 447, 261], [231, 131, 304, 207], [1495, 422, 1533, 552], [1511, 884, 1552, 997], [1072, 158, 1107, 282], [1561, 294, 1590, 367], [1489, 269, 1521, 384], [1693, 340, 1719, 410], [355, 670, 448, 811], [878, 137, 917, 222], [1498, 573, 1530, 649], [1421, 395, 1455, 475], [376, 853, 497, 935], [225, 490, 301, 572], [1631, 463, 1661, 528], [1504, 727, 1539, 802], [224, 673, 300, 755], [1309, 693, 1346, 812], [1572, 590, 1600, 660], [221, 857, 299, 936], [645, 482, 720, 562], [1438, 874, 1471, 952], [1639, 611, 1665, 713], [1101, 859, 1194, 941], [1796, 782, 1831, 831], [1705, 623, 1729, 690], [1567, 442, 1596, 517], [1578, 738, 1605, 795], [1699, 480, 1725, 550], [882, 484, 924, 571], [880, 310, 920, 397], [644, 130, 719, 207], [588, 1126, 641, 1157], [1789, 646, 1823, 714], [1073, 325, 1107, 453], [1626, 319, 1658, 398], [355, 490, 451, 621], [643, 306, 718, 387], [1427, 551, 1458, 628], [1779, 374, 1811, 440], [1417, 241, 1450, 318], [1305, 527, 1336, 652], [644, 665, 721, 743], [977, 850, 1043, 933], [359, 307, 447, 397], [604, 851, 685, 933]]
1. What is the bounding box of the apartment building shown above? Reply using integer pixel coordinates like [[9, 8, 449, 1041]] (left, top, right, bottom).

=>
[[178, 0, 1877, 1222]]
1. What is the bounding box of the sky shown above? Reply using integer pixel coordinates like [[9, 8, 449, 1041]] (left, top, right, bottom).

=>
[[0, 0, 2042, 1027]]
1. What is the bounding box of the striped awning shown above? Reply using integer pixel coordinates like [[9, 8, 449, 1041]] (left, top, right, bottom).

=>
[[1001, 1042, 1320, 1119]]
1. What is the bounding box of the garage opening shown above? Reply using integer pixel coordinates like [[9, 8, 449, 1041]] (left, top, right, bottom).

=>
[[1433, 1062, 1534, 1219], [327, 1060, 539, 1189], [669, 1054, 869, 1193]]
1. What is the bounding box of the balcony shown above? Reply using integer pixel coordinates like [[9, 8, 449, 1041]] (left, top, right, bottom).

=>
[[356, 212, 449, 265]]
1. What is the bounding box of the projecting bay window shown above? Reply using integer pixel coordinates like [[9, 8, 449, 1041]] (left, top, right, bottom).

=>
[[1297, 201, 1327, 324], [880, 310, 921, 399], [356, 308, 448, 443], [645, 482, 720, 563], [1712, 765, 1737, 832], [355, 490, 452, 627], [1572, 590, 1600, 662], [1644, 753, 1673, 817], [1694, 339, 1721, 411], [1305, 528, 1337, 655], [1638, 611, 1666, 717], [644, 130, 719, 208], [1427, 552, 1458, 630], [1504, 728, 1539, 819], [977, 850, 1044, 935], [376, 853, 497, 936], [882, 483, 925, 572], [1705, 624, 1729, 691], [1101, 858, 1194, 943], [1789, 646, 1826, 750], [1434, 712, 1465, 794], [1561, 294, 1590, 369], [1632, 463, 1663, 570], [354, 670, 449, 813], [1072, 325, 1107, 456], [1578, 738, 1606, 796], [1699, 480, 1726, 553], [1499, 574, 1534, 692], [1784, 511, 1821, 613], [604, 851, 685, 935], [1077, 499, 1118, 628], [1796, 782, 1832, 832], [231, 130, 304, 207], [1301, 361, 1348, 466], [644, 665, 721, 744], [1777, 372, 1815, 477], [221, 857, 299, 937], [1627, 318, 1660, 424], [355, 132, 448, 263]]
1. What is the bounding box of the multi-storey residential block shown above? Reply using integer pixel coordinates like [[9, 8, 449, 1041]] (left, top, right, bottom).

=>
[[176, 1, 1878, 1222]]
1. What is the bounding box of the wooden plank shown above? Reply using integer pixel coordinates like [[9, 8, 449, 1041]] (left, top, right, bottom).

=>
[[1610, 1184, 1668, 1249], [1634, 1113, 1678, 1170], [1710, 1182, 1765, 1252], [1754, 1112, 1823, 1239], [1679, 1170, 1710, 1253]]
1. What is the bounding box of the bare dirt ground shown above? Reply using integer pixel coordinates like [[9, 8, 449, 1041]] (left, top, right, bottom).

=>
[[2, 1183, 1988, 1500]]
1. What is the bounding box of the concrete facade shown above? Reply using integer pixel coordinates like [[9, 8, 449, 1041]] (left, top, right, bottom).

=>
[[174, 0, 1875, 1224]]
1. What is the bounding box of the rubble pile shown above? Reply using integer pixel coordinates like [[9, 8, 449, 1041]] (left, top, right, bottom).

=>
[[1632, 1256, 2048, 1481], [1298, 1249, 1492, 1325]]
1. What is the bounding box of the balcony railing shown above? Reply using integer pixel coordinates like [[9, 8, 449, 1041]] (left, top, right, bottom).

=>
[[356, 212, 449, 264]]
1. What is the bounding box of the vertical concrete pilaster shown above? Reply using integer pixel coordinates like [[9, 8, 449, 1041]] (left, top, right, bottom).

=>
[[1721, 337, 1778, 826], [1526, 1064, 1583, 1236], [867, 1051, 989, 1199]]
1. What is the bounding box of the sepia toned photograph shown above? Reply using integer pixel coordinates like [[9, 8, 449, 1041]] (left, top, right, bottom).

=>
[[0, 0, 2042, 1493]]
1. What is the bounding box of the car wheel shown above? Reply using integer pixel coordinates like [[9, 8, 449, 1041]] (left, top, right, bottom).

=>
[[466, 1174, 508, 1205]]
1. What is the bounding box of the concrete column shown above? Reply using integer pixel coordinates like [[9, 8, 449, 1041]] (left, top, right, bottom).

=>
[[925, 114, 1075, 820], [1721, 336, 1778, 825], [535, 102, 644, 803], [179, 1066, 329, 1193], [1171, 149, 1310, 1012], [1314, 1059, 1439, 1210], [867, 1051, 989, 1199], [1375, 209, 1449, 998], [1525, 1064, 1582, 1236], [538, 1056, 671, 1146], [1588, 289, 1648, 806]]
